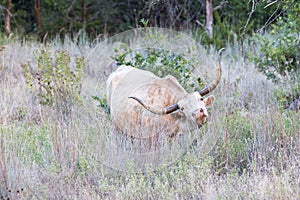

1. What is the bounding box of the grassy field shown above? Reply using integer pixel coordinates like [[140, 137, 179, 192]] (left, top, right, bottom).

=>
[[0, 31, 299, 199]]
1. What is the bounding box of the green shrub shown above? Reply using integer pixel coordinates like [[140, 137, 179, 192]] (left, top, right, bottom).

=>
[[22, 49, 85, 120], [250, 31, 299, 82], [112, 47, 204, 92], [249, 1, 300, 108], [250, 1, 299, 82]]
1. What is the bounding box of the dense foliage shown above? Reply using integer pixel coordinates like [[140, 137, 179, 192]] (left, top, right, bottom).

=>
[[249, 0, 299, 109], [250, 0, 299, 82], [112, 48, 204, 92], [22, 49, 85, 120], [0, 0, 281, 41]]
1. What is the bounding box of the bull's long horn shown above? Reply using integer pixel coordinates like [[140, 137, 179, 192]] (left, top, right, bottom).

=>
[[129, 96, 179, 115], [199, 48, 225, 96]]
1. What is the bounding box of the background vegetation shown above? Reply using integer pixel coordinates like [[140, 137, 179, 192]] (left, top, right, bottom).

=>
[[0, 0, 299, 199], [0, 1, 293, 42]]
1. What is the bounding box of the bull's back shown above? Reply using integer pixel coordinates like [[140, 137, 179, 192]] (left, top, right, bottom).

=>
[[107, 65, 158, 108]]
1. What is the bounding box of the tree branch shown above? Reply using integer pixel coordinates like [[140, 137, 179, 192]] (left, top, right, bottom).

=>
[[213, 1, 226, 11], [195, 20, 205, 29], [240, 0, 255, 37], [264, 0, 278, 8], [5, 0, 12, 35]]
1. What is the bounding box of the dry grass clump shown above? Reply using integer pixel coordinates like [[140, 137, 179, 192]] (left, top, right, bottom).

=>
[[0, 32, 299, 199]]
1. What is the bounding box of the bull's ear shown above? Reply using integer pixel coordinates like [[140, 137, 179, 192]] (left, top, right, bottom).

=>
[[203, 95, 215, 107]]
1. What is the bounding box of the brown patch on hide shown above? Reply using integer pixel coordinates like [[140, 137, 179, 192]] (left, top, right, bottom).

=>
[[146, 83, 177, 108]]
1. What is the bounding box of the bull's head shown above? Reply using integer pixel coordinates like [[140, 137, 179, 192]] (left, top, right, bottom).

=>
[[129, 48, 225, 127]]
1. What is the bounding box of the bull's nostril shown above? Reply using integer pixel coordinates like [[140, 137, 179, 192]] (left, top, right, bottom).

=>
[[200, 108, 204, 113]]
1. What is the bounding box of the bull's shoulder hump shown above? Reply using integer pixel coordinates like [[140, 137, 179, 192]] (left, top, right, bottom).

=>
[[106, 65, 135, 104], [109, 65, 157, 81], [157, 75, 187, 96], [107, 65, 133, 82], [107, 66, 159, 102], [163, 75, 181, 84]]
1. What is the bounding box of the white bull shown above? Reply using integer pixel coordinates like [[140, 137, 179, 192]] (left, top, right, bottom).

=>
[[106, 49, 225, 146]]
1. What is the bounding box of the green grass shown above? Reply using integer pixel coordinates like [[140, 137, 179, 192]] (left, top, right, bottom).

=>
[[0, 31, 299, 199]]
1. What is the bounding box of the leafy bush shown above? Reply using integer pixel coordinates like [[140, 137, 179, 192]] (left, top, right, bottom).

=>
[[22, 49, 85, 120], [250, 1, 299, 82], [249, 1, 300, 108], [112, 47, 204, 92], [250, 31, 299, 82]]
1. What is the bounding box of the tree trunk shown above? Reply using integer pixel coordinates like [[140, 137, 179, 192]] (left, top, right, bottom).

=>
[[5, 0, 12, 35], [34, 0, 43, 32], [34, 0, 45, 41], [82, 0, 87, 31], [205, 0, 213, 39]]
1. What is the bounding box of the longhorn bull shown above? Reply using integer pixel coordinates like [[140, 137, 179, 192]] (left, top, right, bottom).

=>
[[106, 48, 225, 146]]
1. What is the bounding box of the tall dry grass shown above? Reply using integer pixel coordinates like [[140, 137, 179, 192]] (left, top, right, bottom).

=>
[[0, 32, 299, 199]]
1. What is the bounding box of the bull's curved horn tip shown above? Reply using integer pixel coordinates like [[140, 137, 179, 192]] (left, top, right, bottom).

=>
[[198, 48, 225, 96], [217, 48, 226, 58], [128, 96, 139, 101], [128, 96, 144, 104], [218, 48, 226, 53]]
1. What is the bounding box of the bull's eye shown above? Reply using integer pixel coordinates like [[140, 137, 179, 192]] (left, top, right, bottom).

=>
[[200, 97, 203, 101]]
